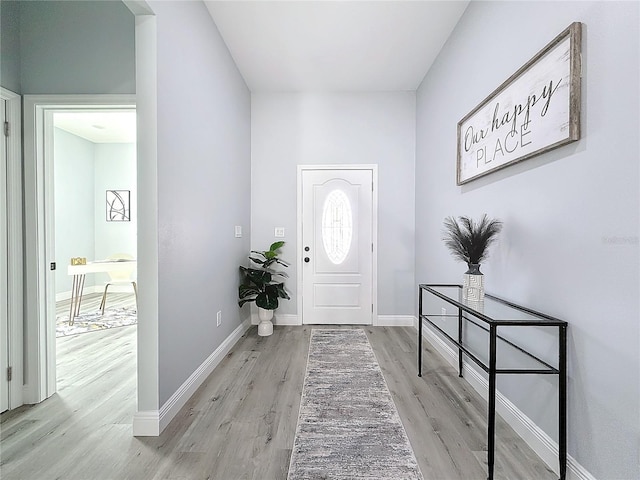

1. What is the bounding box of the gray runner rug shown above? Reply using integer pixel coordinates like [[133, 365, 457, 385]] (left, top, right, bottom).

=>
[[288, 328, 423, 480]]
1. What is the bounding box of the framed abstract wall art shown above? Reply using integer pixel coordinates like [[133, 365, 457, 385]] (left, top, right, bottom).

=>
[[106, 190, 130, 222]]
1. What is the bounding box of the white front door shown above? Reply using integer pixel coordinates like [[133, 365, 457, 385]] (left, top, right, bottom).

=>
[[1, 99, 9, 413], [301, 168, 373, 325]]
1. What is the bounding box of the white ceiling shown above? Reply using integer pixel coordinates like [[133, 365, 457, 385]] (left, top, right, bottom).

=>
[[53, 3, 469, 136], [204, 0, 469, 92], [53, 111, 136, 144]]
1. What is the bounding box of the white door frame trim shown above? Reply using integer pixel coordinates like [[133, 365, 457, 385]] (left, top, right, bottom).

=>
[[1, 87, 23, 409], [23, 94, 136, 404], [296, 165, 379, 326], [129, 6, 161, 435]]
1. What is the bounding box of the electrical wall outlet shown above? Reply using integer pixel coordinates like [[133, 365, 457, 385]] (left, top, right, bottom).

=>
[[274, 227, 285, 238], [441, 307, 447, 316], [235, 226, 242, 238], [216, 311, 222, 327]]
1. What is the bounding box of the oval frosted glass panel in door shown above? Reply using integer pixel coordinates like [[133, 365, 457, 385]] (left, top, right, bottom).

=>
[[321, 189, 353, 265]]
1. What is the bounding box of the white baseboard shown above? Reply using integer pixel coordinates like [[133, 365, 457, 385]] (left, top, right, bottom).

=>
[[56, 284, 136, 302], [417, 317, 595, 480], [376, 315, 415, 327], [252, 313, 415, 326], [132, 410, 160, 436], [274, 313, 300, 325], [247, 313, 415, 327], [133, 317, 252, 437], [56, 286, 101, 302], [102, 284, 137, 294], [251, 313, 415, 327], [250, 312, 301, 326]]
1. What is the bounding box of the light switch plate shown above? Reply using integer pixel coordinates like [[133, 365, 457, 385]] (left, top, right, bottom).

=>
[[235, 226, 242, 238], [274, 227, 285, 238]]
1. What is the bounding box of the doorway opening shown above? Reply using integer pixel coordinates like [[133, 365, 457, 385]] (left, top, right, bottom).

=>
[[51, 110, 138, 391], [22, 96, 136, 405]]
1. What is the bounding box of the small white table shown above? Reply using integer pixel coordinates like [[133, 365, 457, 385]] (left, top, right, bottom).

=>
[[67, 260, 137, 324]]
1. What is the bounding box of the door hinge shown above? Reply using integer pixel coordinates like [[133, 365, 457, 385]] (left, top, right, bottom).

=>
[[371, 182, 374, 192], [50, 262, 56, 271], [3, 121, 8, 137], [371, 304, 374, 313], [371, 243, 373, 252], [7, 366, 12, 381]]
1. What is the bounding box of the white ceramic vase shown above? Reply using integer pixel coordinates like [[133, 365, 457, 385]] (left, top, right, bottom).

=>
[[257, 307, 274, 336], [463, 263, 485, 302]]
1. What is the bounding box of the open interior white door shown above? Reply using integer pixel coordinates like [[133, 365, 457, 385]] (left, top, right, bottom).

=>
[[1, 99, 9, 413], [301, 169, 373, 325]]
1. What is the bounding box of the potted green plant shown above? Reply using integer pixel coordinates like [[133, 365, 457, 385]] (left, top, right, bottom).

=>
[[442, 214, 502, 301], [238, 241, 290, 336]]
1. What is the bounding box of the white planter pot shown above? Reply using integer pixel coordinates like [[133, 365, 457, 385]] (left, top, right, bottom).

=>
[[257, 307, 274, 336]]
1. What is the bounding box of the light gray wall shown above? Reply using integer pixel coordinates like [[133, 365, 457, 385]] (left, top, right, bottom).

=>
[[94, 142, 137, 284], [415, 2, 639, 478], [251, 92, 416, 317], [151, 0, 251, 405], [9, 0, 251, 416], [17, 0, 134, 94], [53, 128, 96, 294], [0, 1, 21, 93]]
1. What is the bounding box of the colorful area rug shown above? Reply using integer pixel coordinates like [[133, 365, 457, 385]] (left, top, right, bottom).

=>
[[56, 307, 137, 337], [288, 329, 423, 479]]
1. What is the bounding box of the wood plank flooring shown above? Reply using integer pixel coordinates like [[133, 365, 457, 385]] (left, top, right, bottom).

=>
[[0, 324, 556, 480]]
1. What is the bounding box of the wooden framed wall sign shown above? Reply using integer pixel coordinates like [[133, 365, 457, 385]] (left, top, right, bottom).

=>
[[457, 22, 582, 185]]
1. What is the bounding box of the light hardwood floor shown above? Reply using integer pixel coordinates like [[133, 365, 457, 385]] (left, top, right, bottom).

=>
[[1, 321, 556, 480]]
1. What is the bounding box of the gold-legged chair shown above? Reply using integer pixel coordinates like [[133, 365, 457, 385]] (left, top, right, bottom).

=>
[[99, 253, 138, 315]]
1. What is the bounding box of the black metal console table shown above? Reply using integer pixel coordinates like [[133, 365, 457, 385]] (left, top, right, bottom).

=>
[[418, 284, 567, 480]]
